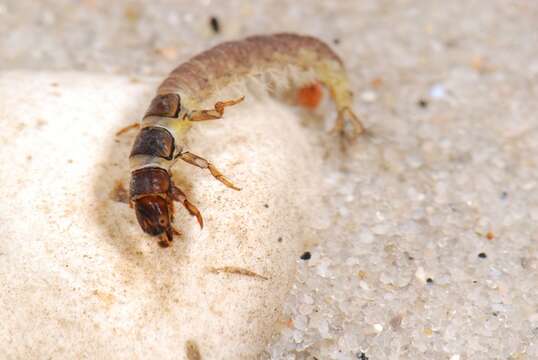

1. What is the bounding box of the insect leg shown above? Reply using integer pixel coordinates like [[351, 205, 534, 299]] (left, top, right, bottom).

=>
[[331, 112, 345, 135], [166, 195, 182, 236], [178, 152, 241, 191], [115, 123, 140, 136], [331, 107, 365, 138], [158, 227, 174, 248], [172, 226, 181, 236], [171, 185, 204, 229], [189, 96, 245, 121]]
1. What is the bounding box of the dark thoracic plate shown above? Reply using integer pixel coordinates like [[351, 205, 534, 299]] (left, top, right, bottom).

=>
[[144, 94, 181, 118], [130, 127, 175, 160]]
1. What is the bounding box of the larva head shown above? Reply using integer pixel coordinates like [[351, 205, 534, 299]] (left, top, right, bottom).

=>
[[130, 167, 174, 247], [133, 195, 174, 247]]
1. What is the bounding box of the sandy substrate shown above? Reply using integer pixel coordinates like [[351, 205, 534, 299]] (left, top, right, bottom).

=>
[[0, 72, 327, 359], [1, 1, 538, 359]]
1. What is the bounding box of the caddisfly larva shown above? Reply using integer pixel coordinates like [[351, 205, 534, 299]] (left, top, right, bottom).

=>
[[128, 33, 365, 247]]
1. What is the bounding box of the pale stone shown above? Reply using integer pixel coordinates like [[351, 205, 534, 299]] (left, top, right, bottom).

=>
[[0, 72, 326, 359]]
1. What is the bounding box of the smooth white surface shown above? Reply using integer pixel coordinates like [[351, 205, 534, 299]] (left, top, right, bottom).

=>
[[0, 71, 326, 359]]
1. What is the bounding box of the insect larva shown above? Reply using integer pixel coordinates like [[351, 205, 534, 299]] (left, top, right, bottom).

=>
[[128, 33, 365, 247]]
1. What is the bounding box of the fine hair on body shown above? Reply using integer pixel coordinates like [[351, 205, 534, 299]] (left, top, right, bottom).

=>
[[126, 33, 365, 247]]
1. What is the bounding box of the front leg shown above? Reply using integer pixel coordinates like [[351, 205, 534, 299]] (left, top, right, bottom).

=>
[[189, 96, 245, 121], [170, 185, 204, 229], [115, 122, 140, 136]]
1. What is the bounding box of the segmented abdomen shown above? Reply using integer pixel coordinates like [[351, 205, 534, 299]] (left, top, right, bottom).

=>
[[157, 33, 347, 103]]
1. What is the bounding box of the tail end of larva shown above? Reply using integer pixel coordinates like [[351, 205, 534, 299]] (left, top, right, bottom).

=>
[[332, 107, 365, 139]]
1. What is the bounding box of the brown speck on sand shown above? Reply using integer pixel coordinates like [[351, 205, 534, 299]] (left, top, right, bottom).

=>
[[124, 4, 140, 22], [371, 77, 383, 88], [154, 46, 178, 60], [390, 314, 403, 330], [207, 266, 268, 280], [36, 118, 47, 128], [109, 180, 129, 204], [185, 340, 201, 360], [209, 16, 220, 34], [93, 289, 116, 307]]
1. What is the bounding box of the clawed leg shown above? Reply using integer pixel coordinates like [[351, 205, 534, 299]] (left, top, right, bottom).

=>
[[331, 107, 365, 139], [171, 185, 204, 229], [158, 227, 174, 248], [157, 224, 182, 248], [172, 226, 181, 236], [189, 96, 245, 121], [115, 122, 140, 136], [178, 152, 241, 191]]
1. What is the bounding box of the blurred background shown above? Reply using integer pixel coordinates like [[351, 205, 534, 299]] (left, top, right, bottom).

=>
[[6, 1, 534, 78], [2, 1, 538, 359]]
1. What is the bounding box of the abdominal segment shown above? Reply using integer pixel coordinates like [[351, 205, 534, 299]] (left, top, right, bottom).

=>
[[130, 127, 176, 160], [157, 33, 351, 110]]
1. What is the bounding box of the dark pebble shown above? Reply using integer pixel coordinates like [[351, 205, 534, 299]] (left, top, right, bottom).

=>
[[209, 16, 220, 33]]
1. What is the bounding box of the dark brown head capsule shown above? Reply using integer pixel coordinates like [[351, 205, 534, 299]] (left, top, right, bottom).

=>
[[129, 167, 174, 247]]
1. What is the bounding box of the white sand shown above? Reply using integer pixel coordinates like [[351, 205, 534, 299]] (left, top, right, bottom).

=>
[[0, 72, 326, 359]]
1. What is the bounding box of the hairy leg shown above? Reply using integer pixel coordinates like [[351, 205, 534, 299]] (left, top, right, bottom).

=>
[[170, 185, 204, 229], [189, 96, 245, 121], [178, 152, 241, 191]]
